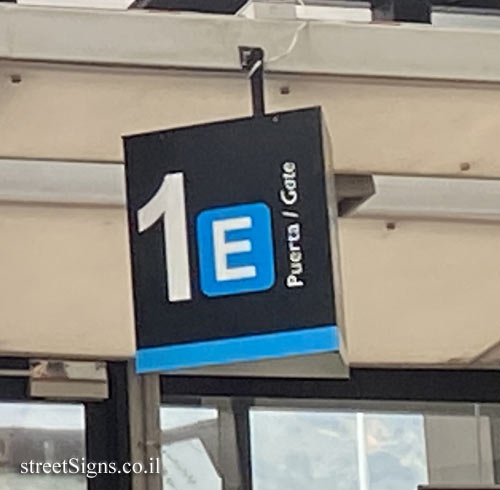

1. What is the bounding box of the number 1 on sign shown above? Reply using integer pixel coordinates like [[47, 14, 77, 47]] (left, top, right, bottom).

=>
[[137, 173, 192, 302]]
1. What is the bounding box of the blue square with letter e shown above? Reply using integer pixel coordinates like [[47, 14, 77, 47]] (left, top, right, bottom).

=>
[[196, 202, 275, 297]]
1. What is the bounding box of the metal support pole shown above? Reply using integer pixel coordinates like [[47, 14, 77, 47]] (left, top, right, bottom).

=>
[[239, 46, 265, 117], [87, 362, 132, 490], [128, 363, 147, 490], [216, 398, 253, 490], [143, 374, 162, 490], [486, 406, 500, 484], [231, 399, 253, 490], [128, 363, 163, 490]]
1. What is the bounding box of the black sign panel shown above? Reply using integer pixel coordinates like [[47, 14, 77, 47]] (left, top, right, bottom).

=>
[[124, 107, 339, 373]]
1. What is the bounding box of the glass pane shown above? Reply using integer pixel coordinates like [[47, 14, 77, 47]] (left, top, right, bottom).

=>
[[481, 403, 500, 485], [251, 402, 500, 490], [424, 406, 497, 486], [250, 409, 360, 490], [364, 413, 427, 490], [161, 405, 221, 490], [0, 401, 86, 489], [250, 407, 428, 490]]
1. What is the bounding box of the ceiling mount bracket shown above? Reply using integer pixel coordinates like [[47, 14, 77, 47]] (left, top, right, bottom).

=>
[[239, 46, 265, 117]]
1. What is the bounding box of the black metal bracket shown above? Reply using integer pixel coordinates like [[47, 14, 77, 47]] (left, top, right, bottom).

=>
[[239, 46, 265, 117]]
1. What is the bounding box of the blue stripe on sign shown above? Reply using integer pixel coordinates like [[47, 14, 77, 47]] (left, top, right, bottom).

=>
[[135, 325, 339, 373]]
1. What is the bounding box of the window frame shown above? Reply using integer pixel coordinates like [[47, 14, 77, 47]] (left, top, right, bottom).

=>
[[0, 358, 132, 490], [161, 368, 500, 488]]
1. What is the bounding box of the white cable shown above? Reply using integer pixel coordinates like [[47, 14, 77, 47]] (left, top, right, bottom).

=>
[[243, 0, 307, 71], [247, 59, 263, 78], [266, 21, 308, 64]]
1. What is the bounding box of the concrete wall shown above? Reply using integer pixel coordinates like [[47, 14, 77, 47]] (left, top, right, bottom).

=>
[[3, 62, 500, 179], [2, 198, 500, 366]]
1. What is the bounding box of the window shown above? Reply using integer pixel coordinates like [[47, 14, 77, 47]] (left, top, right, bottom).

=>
[[161, 405, 221, 490], [250, 402, 500, 490], [159, 368, 500, 490], [0, 401, 86, 489]]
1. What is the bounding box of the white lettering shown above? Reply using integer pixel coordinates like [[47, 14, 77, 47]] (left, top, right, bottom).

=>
[[285, 222, 305, 288], [137, 173, 192, 302], [280, 189, 297, 205], [286, 274, 304, 288], [213, 217, 256, 281], [280, 161, 299, 205]]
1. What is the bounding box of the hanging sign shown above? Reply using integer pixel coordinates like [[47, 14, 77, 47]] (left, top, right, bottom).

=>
[[124, 107, 340, 373]]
